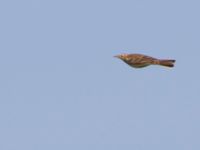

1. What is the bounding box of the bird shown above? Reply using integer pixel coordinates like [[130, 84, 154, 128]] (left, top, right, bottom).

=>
[[114, 53, 175, 68]]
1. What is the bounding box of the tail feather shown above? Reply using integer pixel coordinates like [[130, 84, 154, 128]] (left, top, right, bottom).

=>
[[159, 59, 176, 67]]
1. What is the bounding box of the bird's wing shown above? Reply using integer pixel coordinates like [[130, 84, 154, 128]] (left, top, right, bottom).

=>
[[129, 54, 157, 64]]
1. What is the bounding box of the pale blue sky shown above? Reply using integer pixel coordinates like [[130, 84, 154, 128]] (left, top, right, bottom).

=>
[[0, 0, 200, 149]]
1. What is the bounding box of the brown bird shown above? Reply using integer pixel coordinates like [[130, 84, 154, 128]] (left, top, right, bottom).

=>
[[114, 53, 175, 68]]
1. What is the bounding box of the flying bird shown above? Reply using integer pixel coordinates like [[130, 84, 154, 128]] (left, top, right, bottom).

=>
[[114, 53, 175, 68]]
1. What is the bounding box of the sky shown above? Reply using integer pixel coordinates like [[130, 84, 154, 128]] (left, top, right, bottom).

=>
[[0, 0, 200, 149]]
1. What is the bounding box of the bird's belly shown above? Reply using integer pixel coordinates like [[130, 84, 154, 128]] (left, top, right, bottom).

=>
[[129, 63, 150, 68]]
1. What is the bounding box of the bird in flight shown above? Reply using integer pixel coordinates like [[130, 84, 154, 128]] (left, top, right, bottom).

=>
[[114, 53, 175, 68]]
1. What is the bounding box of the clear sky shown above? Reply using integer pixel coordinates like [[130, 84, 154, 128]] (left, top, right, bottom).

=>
[[0, 0, 200, 149]]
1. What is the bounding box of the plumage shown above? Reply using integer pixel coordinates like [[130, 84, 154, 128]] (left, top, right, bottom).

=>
[[115, 53, 175, 68]]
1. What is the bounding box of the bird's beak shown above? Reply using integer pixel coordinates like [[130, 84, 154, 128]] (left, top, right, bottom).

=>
[[114, 55, 120, 58]]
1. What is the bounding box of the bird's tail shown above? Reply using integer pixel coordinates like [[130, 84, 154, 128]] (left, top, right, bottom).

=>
[[158, 59, 176, 67]]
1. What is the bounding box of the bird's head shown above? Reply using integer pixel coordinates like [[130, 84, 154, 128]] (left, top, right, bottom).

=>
[[114, 54, 129, 60]]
